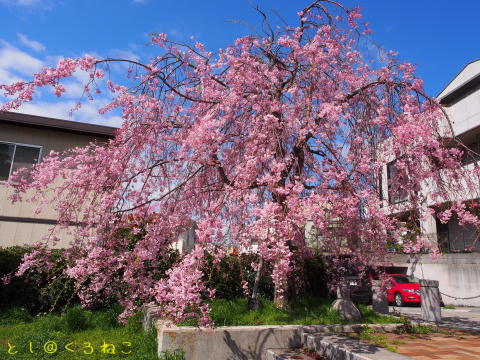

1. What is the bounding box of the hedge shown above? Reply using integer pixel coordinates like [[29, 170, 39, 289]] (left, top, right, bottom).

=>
[[1, 245, 330, 313]]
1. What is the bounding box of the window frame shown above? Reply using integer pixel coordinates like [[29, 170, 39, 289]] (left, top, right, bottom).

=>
[[0, 141, 43, 183], [387, 160, 409, 204], [460, 136, 480, 165]]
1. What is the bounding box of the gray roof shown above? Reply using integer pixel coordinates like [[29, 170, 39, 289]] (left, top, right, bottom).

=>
[[0, 111, 118, 138]]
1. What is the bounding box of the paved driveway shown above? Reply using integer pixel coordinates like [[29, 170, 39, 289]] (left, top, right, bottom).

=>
[[389, 306, 480, 332], [386, 331, 480, 360]]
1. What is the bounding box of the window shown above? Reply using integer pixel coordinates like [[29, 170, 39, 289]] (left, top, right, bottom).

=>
[[461, 137, 480, 165], [392, 276, 419, 284], [0, 142, 42, 182], [387, 161, 408, 204]]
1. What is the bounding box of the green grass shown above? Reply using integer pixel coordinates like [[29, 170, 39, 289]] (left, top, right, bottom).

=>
[[0, 306, 162, 360], [0, 297, 398, 360], [394, 315, 434, 335], [179, 297, 400, 327], [442, 304, 455, 310], [354, 317, 435, 353], [356, 328, 403, 353]]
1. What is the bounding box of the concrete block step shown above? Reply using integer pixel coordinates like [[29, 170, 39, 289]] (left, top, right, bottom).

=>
[[300, 323, 401, 335], [265, 348, 326, 360], [302, 334, 414, 360]]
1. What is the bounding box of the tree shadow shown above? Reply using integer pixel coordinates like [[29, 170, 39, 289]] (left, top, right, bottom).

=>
[[223, 327, 302, 360]]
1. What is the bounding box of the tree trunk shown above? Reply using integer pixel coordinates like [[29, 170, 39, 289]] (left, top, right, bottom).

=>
[[274, 260, 291, 310], [274, 285, 288, 309], [248, 256, 263, 310]]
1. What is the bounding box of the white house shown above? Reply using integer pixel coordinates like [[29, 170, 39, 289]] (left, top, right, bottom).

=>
[[386, 60, 480, 306]]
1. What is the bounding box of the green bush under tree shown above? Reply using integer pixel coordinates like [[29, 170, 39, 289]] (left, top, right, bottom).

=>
[[1, 243, 332, 317]]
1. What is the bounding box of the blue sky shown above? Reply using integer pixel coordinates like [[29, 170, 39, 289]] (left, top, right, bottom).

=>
[[0, 0, 478, 126]]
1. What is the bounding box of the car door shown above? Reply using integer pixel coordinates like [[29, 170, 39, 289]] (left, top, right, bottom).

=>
[[386, 278, 396, 302]]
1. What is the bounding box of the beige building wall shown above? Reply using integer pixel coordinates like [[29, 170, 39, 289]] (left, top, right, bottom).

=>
[[0, 122, 111, 248], [0, 221, 73, 248]]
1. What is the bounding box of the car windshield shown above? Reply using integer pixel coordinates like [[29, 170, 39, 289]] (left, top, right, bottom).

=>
[[392, 276, 418, 284]]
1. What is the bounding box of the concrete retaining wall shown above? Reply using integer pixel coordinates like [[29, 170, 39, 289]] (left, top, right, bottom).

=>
[[391, 253, 480, 307], [155, 322, 401, 360], [157, 323, 303, 360]]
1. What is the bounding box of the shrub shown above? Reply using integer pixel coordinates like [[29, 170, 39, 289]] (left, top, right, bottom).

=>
[[62, 305, 90, 332], [0, 306, 33, 324], [90, 304, 122, 329], [299, 251, 330, 299], [0, 246, 39, 311], [29, 249, 79, 313], [202, 252, 274, 300], [202, 251, 330, 302], [0, 246, 78, 314], [0, 245, 180, 316], [1, 244, 330, 315]]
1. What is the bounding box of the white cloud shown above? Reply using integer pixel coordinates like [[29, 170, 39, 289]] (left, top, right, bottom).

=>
[[0, 39, 124, 128], [0, 0, 42, 6], [103, 48, 141, 74], [62, 80, 85, 99], [17, 33, 45, 52], [365, 41, 388, 66], [0, 41, 43, 76], [0, 0, 55, 11], [107, 48, 140, 62], [16, 100, 122, 127], [167, 29, 185, 41], [0, 68, 22, 85], [60, 71, 106, 100]]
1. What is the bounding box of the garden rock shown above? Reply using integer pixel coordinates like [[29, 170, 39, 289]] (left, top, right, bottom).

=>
[[331, 299, 362, 322]]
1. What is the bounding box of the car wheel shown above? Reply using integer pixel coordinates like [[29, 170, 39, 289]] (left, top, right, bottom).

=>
[[394, 292, 404, 307]]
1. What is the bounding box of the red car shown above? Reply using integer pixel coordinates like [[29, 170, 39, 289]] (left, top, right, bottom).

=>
[[385, 274, 421, 306]]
